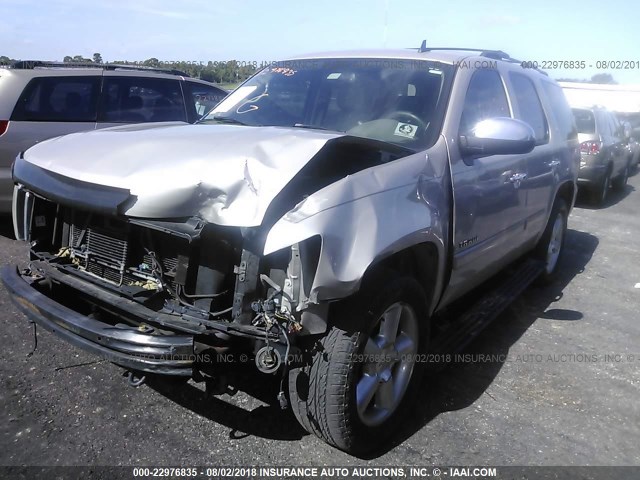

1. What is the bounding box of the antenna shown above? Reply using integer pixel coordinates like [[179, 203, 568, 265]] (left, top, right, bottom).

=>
[[383, 0, 389, 47], [419, 40, 427, 53]]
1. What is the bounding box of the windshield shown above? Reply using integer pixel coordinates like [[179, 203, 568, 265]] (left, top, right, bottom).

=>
[[205, 58, 453, 149]]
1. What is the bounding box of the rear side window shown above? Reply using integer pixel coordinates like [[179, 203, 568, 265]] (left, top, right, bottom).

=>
[[572, 109, 595, 134], [11, 76, 100, 122], [185, 81, 227, 121], [99, 77, 186, 123], [509, 73, 548, 143], [540, 81, 577, 141], [459, 70, 510, 135]]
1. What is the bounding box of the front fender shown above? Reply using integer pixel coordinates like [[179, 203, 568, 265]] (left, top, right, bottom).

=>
[[264, 138, 451, 304]]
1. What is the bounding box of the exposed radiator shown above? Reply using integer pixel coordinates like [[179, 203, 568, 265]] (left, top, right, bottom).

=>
[[69, 215, 130, 285], [66, 212, 183, 289]]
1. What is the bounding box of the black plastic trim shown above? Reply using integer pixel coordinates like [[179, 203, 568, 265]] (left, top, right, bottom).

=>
[[13, 158, 135, 215]]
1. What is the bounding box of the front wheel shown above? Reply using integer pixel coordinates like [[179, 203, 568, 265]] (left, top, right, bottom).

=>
[[534, 198, 568, 284], [288, 275, 428, 453]]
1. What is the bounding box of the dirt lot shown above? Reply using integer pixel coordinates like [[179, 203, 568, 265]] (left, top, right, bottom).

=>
[[0, 175, 638, 469]]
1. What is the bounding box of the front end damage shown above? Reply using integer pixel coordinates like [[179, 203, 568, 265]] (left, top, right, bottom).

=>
[[5, 173, 326, 384], [3, 124, 449, 401]]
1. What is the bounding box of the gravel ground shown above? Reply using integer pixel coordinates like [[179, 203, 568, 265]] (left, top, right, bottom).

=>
[[0, 175, 638, 471]]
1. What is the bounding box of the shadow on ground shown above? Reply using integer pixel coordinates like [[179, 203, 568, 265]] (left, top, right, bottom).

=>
[[0, 214, 15, 240], [147, 364, 307, 442], [575, 182, 635, 210], [369, 228, 599, 458]]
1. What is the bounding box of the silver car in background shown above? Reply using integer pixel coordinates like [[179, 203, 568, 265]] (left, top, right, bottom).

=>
[[572, 106, 630, 204], [0, 61, 227, 213]]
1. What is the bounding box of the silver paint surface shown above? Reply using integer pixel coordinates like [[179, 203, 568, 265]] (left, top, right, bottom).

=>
[[22, 123, 342, 226]]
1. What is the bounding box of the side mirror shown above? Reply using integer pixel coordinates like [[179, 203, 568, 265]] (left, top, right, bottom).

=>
[[460, 117, 536, 157]]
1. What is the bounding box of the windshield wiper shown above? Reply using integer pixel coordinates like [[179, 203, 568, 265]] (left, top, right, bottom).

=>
[[201, 115, 249, 126], [292, 123, 338, 132]]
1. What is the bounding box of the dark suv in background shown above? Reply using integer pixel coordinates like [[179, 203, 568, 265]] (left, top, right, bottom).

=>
[[616, 111, 640, 172], [0, 61, 227, 212], [572, 106, 630, 204]]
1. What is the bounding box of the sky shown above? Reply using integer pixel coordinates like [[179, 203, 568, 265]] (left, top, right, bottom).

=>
[[1, 0, 639, 84]]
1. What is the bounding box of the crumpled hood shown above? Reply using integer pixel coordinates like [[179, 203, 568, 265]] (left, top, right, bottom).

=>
[[22, 123, 344, 226]]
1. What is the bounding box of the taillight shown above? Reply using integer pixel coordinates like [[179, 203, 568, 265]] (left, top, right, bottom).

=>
[[580, 141, 601, 155], [0, 120, 8, 137]]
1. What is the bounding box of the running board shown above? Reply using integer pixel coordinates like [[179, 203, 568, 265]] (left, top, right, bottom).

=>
[[430, 258, 545, 362]]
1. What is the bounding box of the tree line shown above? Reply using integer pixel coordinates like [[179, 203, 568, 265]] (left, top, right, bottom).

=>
[[557, 73, 617, 85], [0, 53, 258, 84]]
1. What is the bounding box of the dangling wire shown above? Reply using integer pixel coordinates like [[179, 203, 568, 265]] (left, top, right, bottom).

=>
[[275, 315, 292, 409]]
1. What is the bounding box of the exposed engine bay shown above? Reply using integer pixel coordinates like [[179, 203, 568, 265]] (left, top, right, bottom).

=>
[[21, 193, 324, 377]]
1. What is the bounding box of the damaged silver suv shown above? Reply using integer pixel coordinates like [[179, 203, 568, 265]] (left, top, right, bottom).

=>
[[2, 47, 579, 454]]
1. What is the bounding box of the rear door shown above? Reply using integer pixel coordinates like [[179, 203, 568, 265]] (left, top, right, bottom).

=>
[[1, 74, 100, 208], [7, 74, 100, 149], [596, 110, 617, 171], [98, 73, 187, 127], [607, 112, 628, 176]]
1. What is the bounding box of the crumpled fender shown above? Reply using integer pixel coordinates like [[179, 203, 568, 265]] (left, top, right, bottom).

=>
[[264, 135, 451, 303]]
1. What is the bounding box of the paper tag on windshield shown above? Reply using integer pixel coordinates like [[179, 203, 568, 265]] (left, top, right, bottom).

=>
[[211, 86, 258, 114], [394, 122, 417, 138]]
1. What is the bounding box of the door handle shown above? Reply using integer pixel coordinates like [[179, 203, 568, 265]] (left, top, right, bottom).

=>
[[509, 172, 527, 188], [548, 160, 561, 168]]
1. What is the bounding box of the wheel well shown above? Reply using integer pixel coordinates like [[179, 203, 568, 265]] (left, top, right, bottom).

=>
[[363, 243, 439, 313], [556, 181, 575, 210]]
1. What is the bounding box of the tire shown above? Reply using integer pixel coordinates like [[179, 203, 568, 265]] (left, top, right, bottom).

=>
[[632, 151, 640, 173], [589, 168, 611, 206], [612, 163, 629, 192], [288, 275, 428, 453], [534, 198, 568, 285]]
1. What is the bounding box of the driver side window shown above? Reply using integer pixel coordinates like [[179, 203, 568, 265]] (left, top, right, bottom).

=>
[[460, 70, 510, 135]]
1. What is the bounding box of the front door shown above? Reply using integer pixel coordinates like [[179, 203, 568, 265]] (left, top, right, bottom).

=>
[[443, 68, 528, 304]]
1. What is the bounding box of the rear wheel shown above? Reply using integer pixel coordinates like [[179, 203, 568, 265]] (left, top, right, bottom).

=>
[[288, 275, 428, 453], [590, 168, 611, 206]]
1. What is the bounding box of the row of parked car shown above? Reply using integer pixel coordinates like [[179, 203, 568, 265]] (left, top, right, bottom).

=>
[[572, 105, 639, 205], [0, 61, 228, 212], [0, 48, 636, 455]]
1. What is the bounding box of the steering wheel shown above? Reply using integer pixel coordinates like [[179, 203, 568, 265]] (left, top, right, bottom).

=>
[[385, 111, 428, 131]]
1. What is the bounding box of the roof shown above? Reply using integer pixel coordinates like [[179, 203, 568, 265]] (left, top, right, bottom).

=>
[[282, 47, 548, 77], [284, 48, 504, 65]]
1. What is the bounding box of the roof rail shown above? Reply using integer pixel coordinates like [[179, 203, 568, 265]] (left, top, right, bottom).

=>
[[9, 60, 190, 77], [417, 42, 511, 58], [416, 42, 548, 76]]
